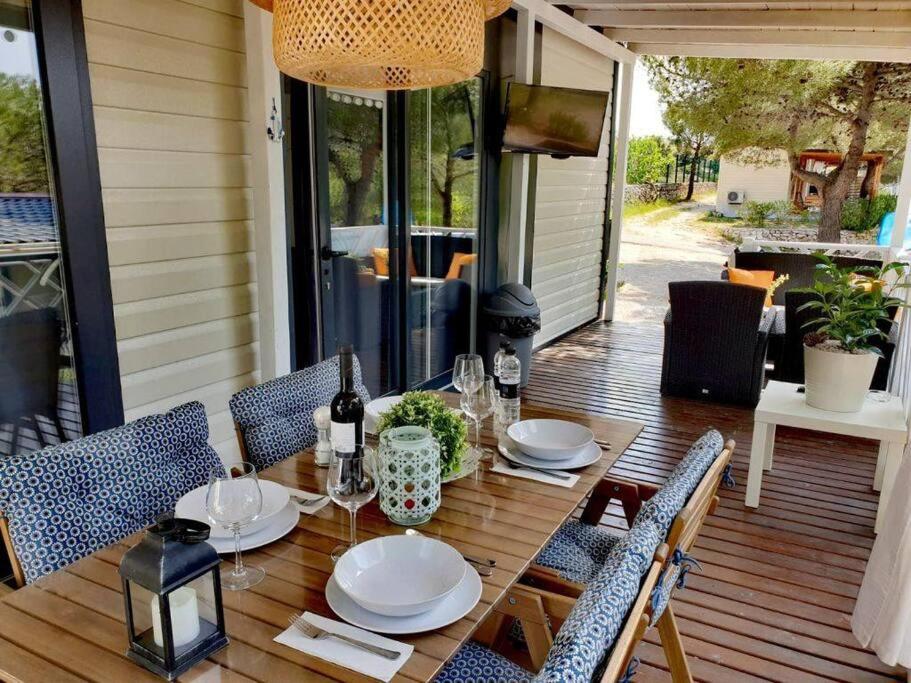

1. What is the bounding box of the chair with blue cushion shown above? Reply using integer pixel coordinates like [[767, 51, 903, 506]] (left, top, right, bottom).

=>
[[0, 401, 224, 587], [436, 519, 668, 683], [229, 354, 371, 471]]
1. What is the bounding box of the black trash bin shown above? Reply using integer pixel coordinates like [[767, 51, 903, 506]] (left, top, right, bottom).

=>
[[481, 283, 540, 387]]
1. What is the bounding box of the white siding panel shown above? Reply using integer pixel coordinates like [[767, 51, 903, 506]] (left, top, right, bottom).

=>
[[531, 28, 614, 346], [86, 6, 256, 463], [716, 151, 791, 217]]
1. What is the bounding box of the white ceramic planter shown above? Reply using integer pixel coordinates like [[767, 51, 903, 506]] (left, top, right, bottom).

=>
[[803, 344, 878, 413]]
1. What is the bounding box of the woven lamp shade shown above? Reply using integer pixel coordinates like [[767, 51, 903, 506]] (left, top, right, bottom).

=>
[[273, 0, 485, 90], [485, 0, 511, 18], [249, 0, 273, 10]]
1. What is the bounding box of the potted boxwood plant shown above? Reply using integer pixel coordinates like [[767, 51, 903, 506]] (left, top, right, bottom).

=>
[[797, 254, 907, 412]]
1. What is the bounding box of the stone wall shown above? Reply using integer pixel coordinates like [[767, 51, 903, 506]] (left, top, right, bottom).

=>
[[739, 227, 877, 245], [624, 181, 716, 204]]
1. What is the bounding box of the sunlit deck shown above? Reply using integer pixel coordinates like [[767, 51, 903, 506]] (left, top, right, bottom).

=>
[[527, 320, 902, 682]]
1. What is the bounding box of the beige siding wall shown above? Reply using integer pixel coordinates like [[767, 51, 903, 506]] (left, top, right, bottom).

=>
[[83, 0, 257, 463], [532, 28, 614, 346], [716, 151, 791, 217]]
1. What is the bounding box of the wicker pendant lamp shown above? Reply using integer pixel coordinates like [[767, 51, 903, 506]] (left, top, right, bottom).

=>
[[272, 0, 486, 90]]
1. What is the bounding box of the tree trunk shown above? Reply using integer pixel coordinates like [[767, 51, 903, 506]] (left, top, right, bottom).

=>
[[860, 162, 876, 199], [685, 141, 701, 201]]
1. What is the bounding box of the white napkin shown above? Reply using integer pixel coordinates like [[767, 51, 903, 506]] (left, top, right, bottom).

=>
[[287, 488, 331, 515], [274, 612, 413, 682], [490, 461, 579, 488]]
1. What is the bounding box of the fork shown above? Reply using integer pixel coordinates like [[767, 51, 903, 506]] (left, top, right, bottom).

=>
[[287, 614, 401, 660], [291, 494, 328, 508]]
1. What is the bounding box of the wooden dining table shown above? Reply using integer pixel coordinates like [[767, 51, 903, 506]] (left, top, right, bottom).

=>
[[0, 395, 642, 682]]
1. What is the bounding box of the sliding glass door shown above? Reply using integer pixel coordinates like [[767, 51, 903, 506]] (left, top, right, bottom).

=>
[[294, 76, 488, 396]]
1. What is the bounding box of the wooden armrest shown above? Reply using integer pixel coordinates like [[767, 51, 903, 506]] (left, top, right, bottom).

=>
[[522, 564, 585, 599]]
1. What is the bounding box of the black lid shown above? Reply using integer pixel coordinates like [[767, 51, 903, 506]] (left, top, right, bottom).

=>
[[483, 283, 539, 317], [339, 344, 353, 356], [505, 346, 517, 355], [499, 340, 510, 349]]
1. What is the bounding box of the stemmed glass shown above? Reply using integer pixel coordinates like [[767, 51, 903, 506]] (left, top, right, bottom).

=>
[[461, 375, 497, 462], [453, 354, 484, 395], [206, 463, 265, 591], [327, 447, 378, 562]]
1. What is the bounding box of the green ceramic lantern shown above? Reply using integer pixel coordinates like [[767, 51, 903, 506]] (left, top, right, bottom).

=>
[[378, 426, 441, 526]]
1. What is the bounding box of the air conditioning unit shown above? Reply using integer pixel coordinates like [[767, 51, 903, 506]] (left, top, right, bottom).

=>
[[727, 190, 745, 205]]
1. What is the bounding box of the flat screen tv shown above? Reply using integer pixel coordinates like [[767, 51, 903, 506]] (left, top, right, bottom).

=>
[[503, 82, 609, 158]]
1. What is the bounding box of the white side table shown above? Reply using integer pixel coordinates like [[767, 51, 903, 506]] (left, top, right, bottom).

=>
[[746, 380, 907, 533]]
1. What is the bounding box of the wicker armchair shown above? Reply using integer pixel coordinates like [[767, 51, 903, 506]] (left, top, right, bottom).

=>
[[661, 281, 771, 407]]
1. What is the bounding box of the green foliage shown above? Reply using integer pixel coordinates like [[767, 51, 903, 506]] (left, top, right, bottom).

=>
[[840, 195, 898, 232], [626, 136, 675, 185], [740, 201, 777, 228], [327, 97, 384, 227], [375, 391, 467, 478], [796, 254, 907, 354], [622, 198, 676, 220], [701, 210, 738, 224], [0, 74, 49, 194]]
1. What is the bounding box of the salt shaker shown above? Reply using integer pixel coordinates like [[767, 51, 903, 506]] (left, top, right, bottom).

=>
[[313, 406, 332, 467]]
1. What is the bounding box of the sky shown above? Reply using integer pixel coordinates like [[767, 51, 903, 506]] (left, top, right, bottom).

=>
[[629, 61, 670, 139], [1, 27, 39, 79]]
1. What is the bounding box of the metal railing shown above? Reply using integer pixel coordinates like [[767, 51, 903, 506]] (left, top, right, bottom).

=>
[[0, 243, 63, 316]]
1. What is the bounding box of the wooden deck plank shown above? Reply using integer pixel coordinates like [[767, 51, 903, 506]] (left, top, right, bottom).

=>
[[527, 320, 902, 682]]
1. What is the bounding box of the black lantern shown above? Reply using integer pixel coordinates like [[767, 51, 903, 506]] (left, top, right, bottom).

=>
[[119, 515, 229, 680]]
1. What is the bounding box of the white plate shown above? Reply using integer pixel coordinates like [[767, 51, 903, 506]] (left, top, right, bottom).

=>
[[501, 440, 602, 470], [204, 501, 300, 554], [333, 536, 466, 617], [507, 419, 594, 460], [175, 481, 290, 539], [365, 396, 404, 434], [325, 564, 482, 634]]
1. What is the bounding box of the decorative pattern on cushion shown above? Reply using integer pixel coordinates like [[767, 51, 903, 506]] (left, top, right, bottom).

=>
[[533, 520, 663, 683], [434, 641, 532, 683], [536, 519, 621, 584], [0, 401, 223, 584], [229, 355, 370, 471], [636, 429, 723, 535]]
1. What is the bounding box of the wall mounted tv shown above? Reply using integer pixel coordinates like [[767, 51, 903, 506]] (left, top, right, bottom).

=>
[[502, 82, 610, 158]]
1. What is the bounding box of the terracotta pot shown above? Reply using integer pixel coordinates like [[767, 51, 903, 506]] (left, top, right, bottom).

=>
[[803, 344, 878, 413]]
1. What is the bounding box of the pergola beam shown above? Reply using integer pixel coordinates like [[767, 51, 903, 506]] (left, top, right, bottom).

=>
[[577, 8, 911, 31], [629, 41, 911, 62], [512, 0, 636, 62], [570, 0, 911, 5], [607, 28, 911, 48]]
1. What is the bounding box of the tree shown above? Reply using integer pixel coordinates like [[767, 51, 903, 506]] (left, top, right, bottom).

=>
[[327, 98, 384, 227], [0, 74, 49, 194], [626, 135, 675, 185], [666, 116, 714, 201], [644, 57, 911, 241]]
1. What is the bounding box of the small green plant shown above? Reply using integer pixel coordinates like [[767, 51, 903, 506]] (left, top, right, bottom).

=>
[[702, 210, 737, 224], [740, 200, 777, 228], [375, 391, 467, 477], [717, 228, 743, 245], [840, 195, 898, 232], [796, 254, 907, 355]]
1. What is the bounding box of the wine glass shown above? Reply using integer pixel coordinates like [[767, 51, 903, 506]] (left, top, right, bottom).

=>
[[461, 375, 497, 462], [206, 463, 265, 591], [453, 354, 484, 394], [327, 447, 378, 562]]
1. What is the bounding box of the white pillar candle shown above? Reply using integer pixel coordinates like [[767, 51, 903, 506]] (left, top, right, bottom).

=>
[[150, 586, 201, 649]]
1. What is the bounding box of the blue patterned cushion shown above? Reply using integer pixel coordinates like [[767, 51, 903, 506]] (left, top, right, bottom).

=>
[[229, 355, 370, 470], [635, 429, 723, 535], [0, 401, 223, 584], [435, 641, 532, 683], [533, 520, 663, 683], [536, 519, 621, 584]]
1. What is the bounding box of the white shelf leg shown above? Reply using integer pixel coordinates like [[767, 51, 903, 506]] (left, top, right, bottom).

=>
[[763, 424, 776, 472], [746, 421, 772, 508], [874, 441, 888, 491], [875, 440, 905, 534]]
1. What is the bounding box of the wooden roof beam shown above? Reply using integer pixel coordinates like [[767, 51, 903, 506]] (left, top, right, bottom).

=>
[[606, 27, 911, 48], [629, 41, 911, 62], [577, 8, 911, 31]]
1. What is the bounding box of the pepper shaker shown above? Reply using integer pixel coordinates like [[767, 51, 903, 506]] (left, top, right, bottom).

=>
[[313, 406, 332, 467]]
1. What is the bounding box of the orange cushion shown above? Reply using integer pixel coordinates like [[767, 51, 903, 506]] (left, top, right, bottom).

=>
[[445, 252, 477, 280], [372, 248, 418, 277], [727, 267, 775, 306]]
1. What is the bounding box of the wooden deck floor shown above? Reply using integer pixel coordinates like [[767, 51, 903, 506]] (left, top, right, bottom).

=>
[[526, 321, 902, 682]]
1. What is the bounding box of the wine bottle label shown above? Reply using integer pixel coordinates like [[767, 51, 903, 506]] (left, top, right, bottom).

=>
[[331, 421, 356, 453]]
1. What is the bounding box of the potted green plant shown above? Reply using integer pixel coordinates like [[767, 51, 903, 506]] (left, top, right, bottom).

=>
[[797, 254, 907, 412], [375, 391, 467, 478]]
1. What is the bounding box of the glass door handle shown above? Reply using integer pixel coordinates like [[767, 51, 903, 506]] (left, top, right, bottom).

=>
[[321, 246, 349, 260]]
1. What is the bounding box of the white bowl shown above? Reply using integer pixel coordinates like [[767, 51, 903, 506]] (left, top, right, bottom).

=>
[[365, 396, 403, 434], [175, 480, 290, 539], [506, 419, 595, 460], [333, 535, 466, 617]]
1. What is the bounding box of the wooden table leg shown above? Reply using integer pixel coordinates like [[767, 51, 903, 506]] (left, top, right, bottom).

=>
[[746, 421, 773, 508], [875, 439, 906, 534]]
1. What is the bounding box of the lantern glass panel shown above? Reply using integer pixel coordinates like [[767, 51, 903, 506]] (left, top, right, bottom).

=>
[[127, 581, 158, 652]]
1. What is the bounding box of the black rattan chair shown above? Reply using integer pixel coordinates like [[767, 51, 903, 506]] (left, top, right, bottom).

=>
[[661, 281, 771, 407]]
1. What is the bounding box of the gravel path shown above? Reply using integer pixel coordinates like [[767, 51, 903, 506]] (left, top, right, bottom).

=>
[[613, 199, 731, 324]]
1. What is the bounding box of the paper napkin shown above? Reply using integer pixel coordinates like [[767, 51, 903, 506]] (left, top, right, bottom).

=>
[[490, 461, 579, 488], [275, 612, 413, 682], [287, 488, 331, 515]]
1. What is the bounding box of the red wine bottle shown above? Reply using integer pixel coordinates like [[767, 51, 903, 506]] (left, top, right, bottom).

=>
[[330, 345, 364, 459]]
